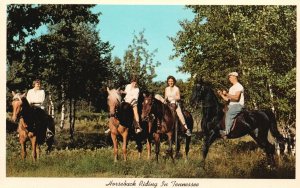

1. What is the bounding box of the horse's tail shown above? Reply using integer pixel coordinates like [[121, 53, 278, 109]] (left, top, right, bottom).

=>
[[264, 109, 285, 143]]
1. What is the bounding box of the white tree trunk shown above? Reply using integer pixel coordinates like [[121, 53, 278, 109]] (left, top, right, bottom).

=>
[[60, 85, 66, 129], [268, 82, 276, 113], [48, 93, 55, 119]]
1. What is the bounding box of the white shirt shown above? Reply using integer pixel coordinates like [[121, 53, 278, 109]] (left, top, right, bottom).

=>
[[124, 84, 139, 103], [165, 85, 180, 104], [229, 82, 244, 106], [27, 88, 45, 109]]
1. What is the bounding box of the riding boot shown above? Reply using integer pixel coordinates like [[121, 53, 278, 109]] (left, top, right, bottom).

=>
[[135, 121, 143, 134], [104, 128, 111, 134], [219, 130, 229, 139], [182, 124, 192, 136]]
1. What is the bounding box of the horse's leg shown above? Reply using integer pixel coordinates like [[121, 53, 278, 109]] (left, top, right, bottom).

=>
[[185, 135, 191, 162], [166, 132, 174, 163], [36, 144, 41, 159], [18, 122, 27, 159], [19, 139, 26, 160], [249, 132, 276, 167], [146, 139, 151, 160], [121, 129, 128, 161], [202, 130, 218, 160], [28, 132, 37, 161], [110, 133, 118, 162], [153, 133, 160, 162], [146, 122, 152, 160], [175, 134, 181, 159], [135, 134, 142, 160]]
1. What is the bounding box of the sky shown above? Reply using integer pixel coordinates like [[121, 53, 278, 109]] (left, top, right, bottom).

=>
[[92, 5, 195, 82]]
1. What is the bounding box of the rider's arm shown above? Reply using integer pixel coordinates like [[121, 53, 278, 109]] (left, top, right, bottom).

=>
[[26, 89, 33, 104], [132, 88, 139, 101], [175, 87, 181, 101], [164, 88, 168, 100], [226, 91, 241, 102], [217, 90, 231, 102], [39, 90, 45, 104]]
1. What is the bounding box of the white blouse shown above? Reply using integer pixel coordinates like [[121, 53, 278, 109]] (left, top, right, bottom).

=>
[[165, 85, 180, 103], [124, 84, 139, 103], [26, 89, 45, 108]]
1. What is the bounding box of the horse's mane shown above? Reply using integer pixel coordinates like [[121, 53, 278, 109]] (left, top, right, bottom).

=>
[[107, 89, 121, 104], [154, 94, 164, 103]]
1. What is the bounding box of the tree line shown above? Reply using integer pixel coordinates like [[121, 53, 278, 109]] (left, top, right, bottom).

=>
[[171, 5, 296, 126], [7, 5, 296, 137]]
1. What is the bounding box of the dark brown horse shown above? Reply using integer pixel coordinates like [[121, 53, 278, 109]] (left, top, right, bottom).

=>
[[11, 91, 55, 161], [141, 93, 193, 162]]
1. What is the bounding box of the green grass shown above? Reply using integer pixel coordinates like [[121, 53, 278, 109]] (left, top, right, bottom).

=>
[[6, 119, 295, 178]]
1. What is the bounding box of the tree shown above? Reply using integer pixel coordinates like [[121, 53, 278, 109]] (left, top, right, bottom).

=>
[[109, 30, 161, 92], [7, 4, 113, 138]]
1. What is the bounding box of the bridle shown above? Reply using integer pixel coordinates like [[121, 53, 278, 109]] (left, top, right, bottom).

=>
[[12, 97, 23, 122], [195, 85, 218, 108], [142, 97, 155, 122], [108, 97, 121, 118]]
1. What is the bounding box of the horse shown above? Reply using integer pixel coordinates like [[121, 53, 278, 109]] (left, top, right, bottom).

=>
[[141, 93, 193, 162], [132, 91, 153, 160], [191, 78, 286, 167], [106, 87, 135, 162], [11, 91, 55, 161]]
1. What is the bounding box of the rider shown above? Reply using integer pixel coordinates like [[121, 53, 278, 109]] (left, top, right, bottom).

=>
[[17, 79, 46, 134], [104, 76, 143, 134], [164, 75, 192, 136], [122, 76, 143, 133], [217, 72, 244, 137], [27, 79, 45, 109]]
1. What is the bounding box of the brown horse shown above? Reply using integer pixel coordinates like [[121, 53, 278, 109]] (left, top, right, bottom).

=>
[[107, 87, 134, 162], [11, 91, 55, 161], [141, 93, 177, 162]]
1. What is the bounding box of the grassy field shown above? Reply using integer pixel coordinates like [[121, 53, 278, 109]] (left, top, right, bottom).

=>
[[6, 118, 295, 178]]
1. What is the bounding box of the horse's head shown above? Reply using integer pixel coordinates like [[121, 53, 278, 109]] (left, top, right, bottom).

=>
[[107, 87, 121, 117], [11, 91, 26, 122], [141, 92, 154, 121], [191, 77, 207, 104]]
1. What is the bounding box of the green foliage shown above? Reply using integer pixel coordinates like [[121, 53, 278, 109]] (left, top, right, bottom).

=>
[[171, 5, 296, 124], [108, 30, 161, 92], [6, 131, 295, 178], [7, 5, 113, 113]]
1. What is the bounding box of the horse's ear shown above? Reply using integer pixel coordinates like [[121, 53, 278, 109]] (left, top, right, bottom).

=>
[[143, 93, 146, 97], [107, 87, 110, 93], [196, 76, 203, 84], [117, 87, 120, 92], [12, 91, 16, 97], [21, 92, 26, 98]]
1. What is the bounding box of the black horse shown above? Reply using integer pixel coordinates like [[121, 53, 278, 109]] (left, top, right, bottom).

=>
[[191, 79, 285, 167], [141, 92, 193, 162]]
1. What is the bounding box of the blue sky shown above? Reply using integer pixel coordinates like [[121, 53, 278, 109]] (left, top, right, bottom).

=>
[[92, 5, 194, 81]]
